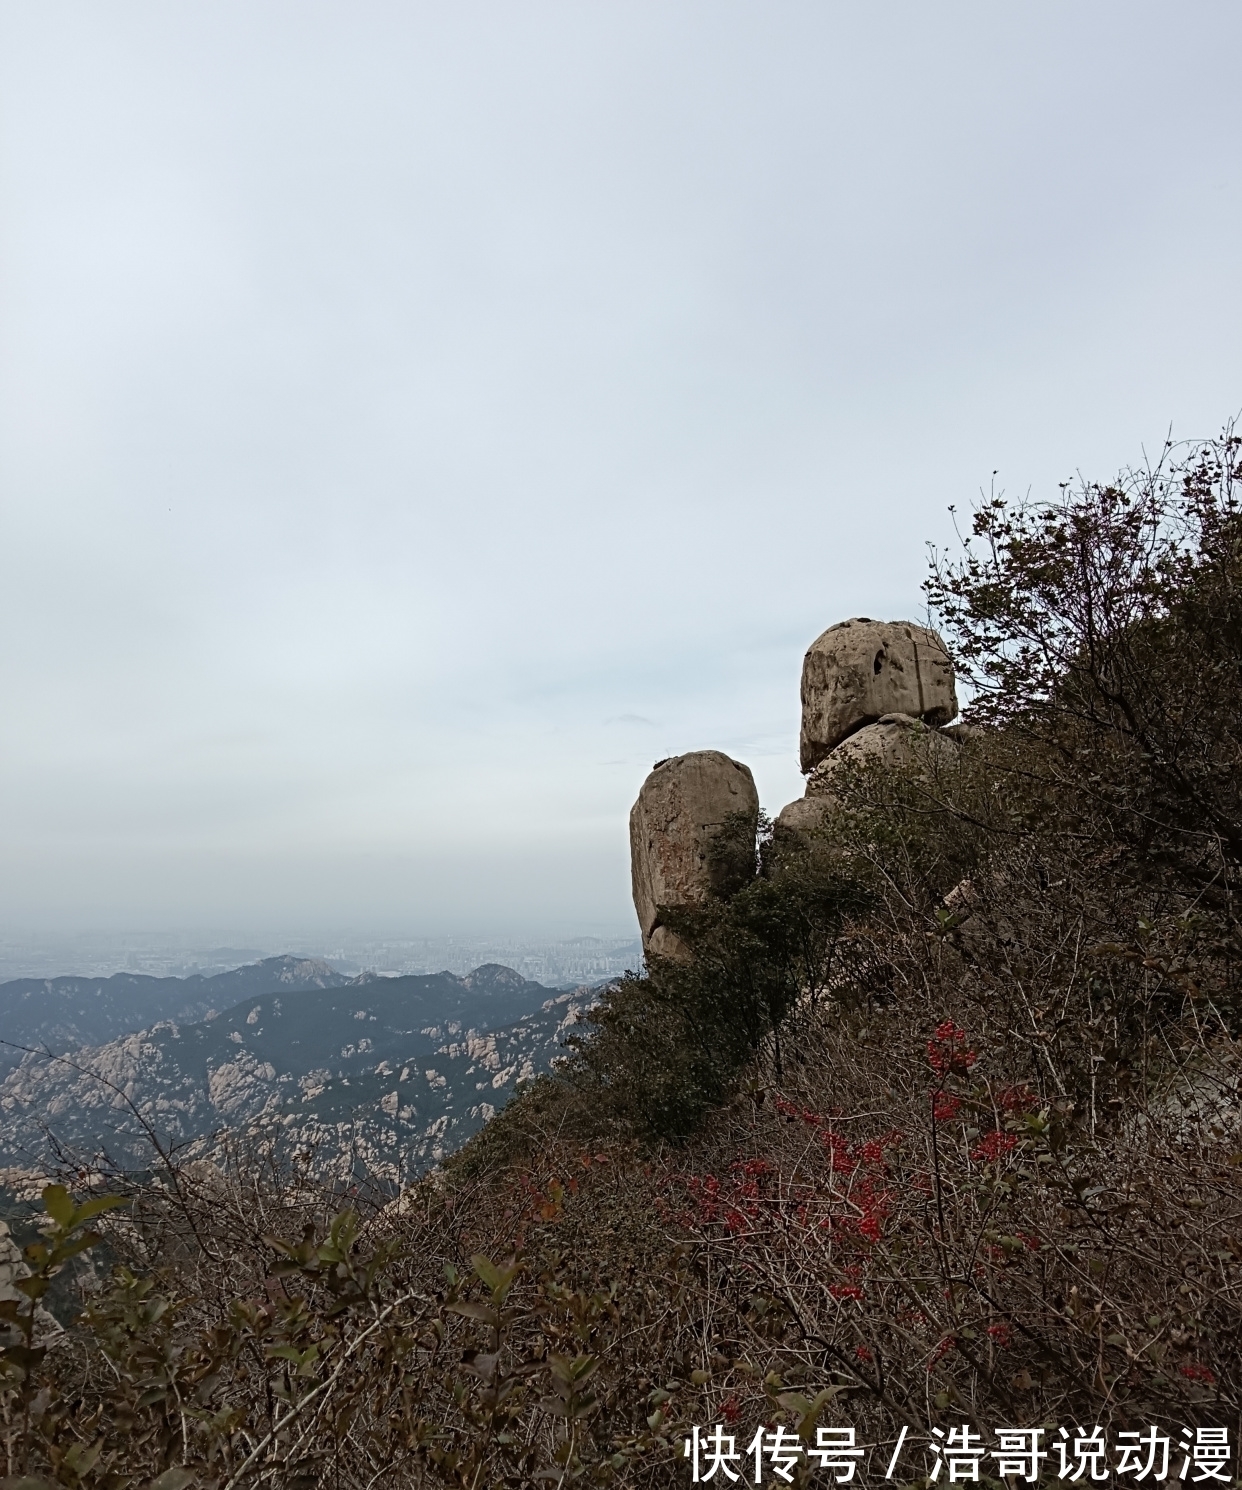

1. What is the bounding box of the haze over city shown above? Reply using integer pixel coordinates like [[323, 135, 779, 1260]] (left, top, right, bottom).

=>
[[2, 2, 1240, 966]]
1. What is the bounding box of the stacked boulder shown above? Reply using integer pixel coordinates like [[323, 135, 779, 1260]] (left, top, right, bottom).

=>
[[629, 751, 759, 962], [628, 619, 960, 952], [777, 618, 958, 842], [797, 617, 957, 771]]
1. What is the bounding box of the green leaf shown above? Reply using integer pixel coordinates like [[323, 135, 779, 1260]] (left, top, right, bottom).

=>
[[41, 1184, 74, 1227], [470, 1254, 503, 1292], [549, 1353, 598, 1386], [62, 1441, 102, 1474], [778, 1386, 846, 1441], [447, 1302, 502, 1327], [266, 1344, 320, 1366], [326, 1210, 359, 1255], [75, 1194, 126, 1223], [470, 1253, 521, 1301], [149, 1470, 198, 1490], [53, 1231, 103, 1264]]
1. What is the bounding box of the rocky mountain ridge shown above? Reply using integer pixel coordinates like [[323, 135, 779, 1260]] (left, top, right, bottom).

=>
[[0, 961, 601, 1184], [0, 955, 349, 1080]]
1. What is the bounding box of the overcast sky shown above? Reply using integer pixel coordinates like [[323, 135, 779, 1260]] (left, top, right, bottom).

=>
[[1, 2, 1240, 944]]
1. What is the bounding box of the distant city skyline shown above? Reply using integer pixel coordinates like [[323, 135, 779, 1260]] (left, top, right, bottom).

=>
[[0, 927, 642, 987], [2, 2, 1239, 937]]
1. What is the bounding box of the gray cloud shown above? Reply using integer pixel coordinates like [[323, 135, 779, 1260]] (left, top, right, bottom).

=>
[[1, 1, 1240, 939]]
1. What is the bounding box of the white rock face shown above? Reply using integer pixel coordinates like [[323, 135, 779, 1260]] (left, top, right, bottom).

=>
[[207, 1053, 277, 1117], [799, 618, 957, 772], [629, 750, 759, 960]]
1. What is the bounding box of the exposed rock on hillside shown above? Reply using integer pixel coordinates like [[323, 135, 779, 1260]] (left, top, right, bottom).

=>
[[629, 751, 758, 961], [0, 966, 601, 1185], [798, 617, 956, 771], [777, 712, 959, 844], [0, 1219, 59, 1347], [807, 711, 957, 790], [770, 794, 834, 842], [627, 620, 962, 912]]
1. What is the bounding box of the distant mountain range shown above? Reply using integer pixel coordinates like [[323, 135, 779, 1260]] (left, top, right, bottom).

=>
[[0, 956, 349, 1079], [0, 957, 600, 1184]]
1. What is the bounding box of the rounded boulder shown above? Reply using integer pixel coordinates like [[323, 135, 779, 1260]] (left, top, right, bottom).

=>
[[799, 617, 957, 773], [629, 750, 759, 959]]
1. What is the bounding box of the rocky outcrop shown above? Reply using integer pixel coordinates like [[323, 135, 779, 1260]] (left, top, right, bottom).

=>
[[0, 1219, 60, 1348], [806, 712, 958, 791], [777, 621, 960, 850], [629, 751, 759, 961], [772, 793, 835, 842], [629, 619, 961, 942], [799, 618, 957, 772], [776, 713, 958, 845]]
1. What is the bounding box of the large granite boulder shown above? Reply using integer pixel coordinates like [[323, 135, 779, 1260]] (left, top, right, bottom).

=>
[[806, 712, 958, 793], [776, 714, 958, 847], [799, 618, 957, 772], [773, 792, 834, 846], [630, 750, 759, 961]]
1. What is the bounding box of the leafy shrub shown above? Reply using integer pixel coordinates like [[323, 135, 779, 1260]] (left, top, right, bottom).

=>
[[557, 818, 871, 1140]]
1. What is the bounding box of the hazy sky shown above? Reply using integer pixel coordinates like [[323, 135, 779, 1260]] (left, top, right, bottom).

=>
[[2, 2, 1240, 942]]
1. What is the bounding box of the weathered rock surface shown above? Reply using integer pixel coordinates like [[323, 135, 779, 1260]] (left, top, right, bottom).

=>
[[0, 1219, 61, 1347], [776, 714, 958, 847], [630, 751, 759, 960], [773, 792, 834, 845], [799, 618, 957, 772], [806, 713, 958, 793]]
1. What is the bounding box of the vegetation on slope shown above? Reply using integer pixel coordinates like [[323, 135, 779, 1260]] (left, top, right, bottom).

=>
[[2, 430, 1240, 1487]]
